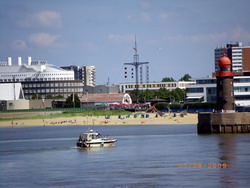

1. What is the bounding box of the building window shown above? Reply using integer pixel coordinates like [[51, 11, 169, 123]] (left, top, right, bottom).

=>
[[187, 88, 204, 93]]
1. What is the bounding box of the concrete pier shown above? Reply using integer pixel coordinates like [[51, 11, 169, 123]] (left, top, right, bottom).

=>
[[198, 112, 250, 134]]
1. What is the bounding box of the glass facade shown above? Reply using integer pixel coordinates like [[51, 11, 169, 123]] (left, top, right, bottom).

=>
[[196, 79, 216, 84], [187, 88, 204, 93], [21, 80, 83, 99], [235, 95, 250, 100], [234, 86, 250, 92], [234, 78, 250, 83]]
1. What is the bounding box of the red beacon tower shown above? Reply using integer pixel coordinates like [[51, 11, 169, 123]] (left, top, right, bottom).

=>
[[216, 54, 235, 112]]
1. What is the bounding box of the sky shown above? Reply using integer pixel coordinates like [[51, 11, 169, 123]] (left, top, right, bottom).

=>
[[1, 0, 250, 85]]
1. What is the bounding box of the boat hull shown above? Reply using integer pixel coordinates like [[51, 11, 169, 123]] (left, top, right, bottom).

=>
[[77, 140, 117, 148]]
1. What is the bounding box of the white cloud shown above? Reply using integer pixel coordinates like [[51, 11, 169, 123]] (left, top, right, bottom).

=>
[[10, 40, 28, 50], [230, 26, 250, 41], [159, 13, 169, 21], [163, 27, 250, 43], [82, 42, 98, 51], [139, 1, 151, 10], [140, 13, 151, 22], [18, 10, 63, 28], [163, 32, 228, 43], [127, 12, 151, 23], [29, 33, 62, 47], [108, 34, 135, 43]]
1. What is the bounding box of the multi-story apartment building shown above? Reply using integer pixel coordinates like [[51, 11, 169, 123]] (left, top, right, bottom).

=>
[[84, 65, 96, 86], [61, 65, 96, 86], [0, 57, 83, 99], [215, 42, 250, 72]]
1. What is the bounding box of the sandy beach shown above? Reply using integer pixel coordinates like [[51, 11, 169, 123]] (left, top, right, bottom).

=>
[[0, 113, 198, 127]]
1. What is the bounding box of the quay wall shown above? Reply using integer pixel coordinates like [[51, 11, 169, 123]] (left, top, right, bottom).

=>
[[198, 112, 250, 134]]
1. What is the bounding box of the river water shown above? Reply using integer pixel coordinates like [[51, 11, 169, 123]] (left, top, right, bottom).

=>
[[0, 124, 250, 188]]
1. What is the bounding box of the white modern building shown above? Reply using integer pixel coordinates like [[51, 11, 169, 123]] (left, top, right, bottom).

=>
[[0, 57, 83, 99], [119, 81, 195, 93], [186, 76, 250, 106], [0, 57, 75, 82], [0, 83, 25, 100]]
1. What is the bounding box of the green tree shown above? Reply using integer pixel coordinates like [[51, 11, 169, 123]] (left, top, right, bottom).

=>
[[154, 102, 169, 110], [31, 93, 41, 99], [130, 87, 186, 104], [179, 74, 192, 81], [162, 77, 175, 82], [170, 88, 186, 102], [169, 103, 182, 109], [45, 94, 53, 99], [64, 94, 80, 108], [130, 89, 154, 103], [45, 94, 64, 99], [140, 89, 154, 103], [155, 87, 170, 100], [54, 95, 64, 99], [130, 89, 140, 103]]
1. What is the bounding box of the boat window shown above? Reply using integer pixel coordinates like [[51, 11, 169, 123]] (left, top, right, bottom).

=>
[[90, 134, 97, 139]]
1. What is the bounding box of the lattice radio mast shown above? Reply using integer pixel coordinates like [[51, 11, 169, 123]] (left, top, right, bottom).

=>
[[124, 36, 149, 103]]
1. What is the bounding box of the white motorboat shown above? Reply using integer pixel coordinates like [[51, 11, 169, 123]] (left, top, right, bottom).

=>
[[76, 130, 117, 148]]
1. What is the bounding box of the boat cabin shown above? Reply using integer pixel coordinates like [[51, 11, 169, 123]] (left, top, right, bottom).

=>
[[79, 131, 100, 141]]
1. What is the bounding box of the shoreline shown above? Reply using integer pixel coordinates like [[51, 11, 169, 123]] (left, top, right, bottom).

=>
[[0, 113, 198, 127]]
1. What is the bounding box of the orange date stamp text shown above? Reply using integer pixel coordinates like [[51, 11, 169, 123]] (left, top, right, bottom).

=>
[[178, 162, 227, 169]]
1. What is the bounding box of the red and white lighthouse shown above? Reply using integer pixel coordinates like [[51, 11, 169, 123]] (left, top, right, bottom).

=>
[[216, 54, 235, 112]]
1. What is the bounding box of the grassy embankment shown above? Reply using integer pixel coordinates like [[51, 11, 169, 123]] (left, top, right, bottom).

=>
[[0, 109, 134, 122]]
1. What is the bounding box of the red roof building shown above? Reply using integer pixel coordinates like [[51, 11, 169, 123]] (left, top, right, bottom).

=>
[[80, 93, 132, 107]]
